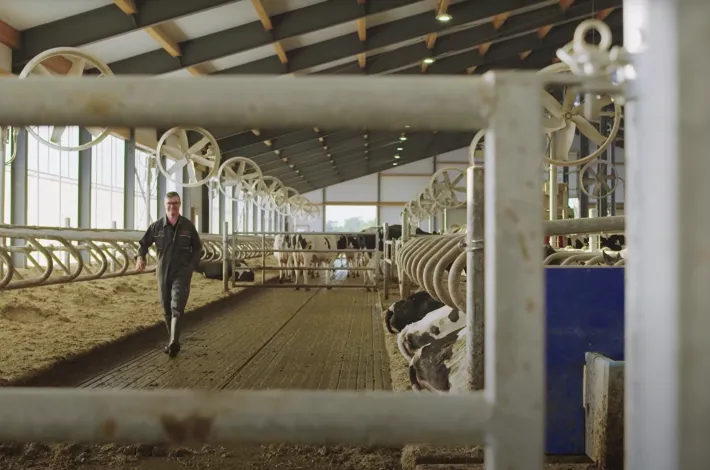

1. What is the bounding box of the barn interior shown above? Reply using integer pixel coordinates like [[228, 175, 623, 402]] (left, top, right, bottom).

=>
[[0, 1, 697, 470]]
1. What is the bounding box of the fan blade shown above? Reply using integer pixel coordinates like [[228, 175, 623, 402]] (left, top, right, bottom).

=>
[[561, 88, 577, 113], [553, 121, 576, 162], [541, 90, 565, 118], [571, 115, 607, 146], [67, 58, 86, 77]]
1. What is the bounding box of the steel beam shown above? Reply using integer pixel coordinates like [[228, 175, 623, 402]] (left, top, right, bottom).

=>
[[9, 129, 28, 268], [78, 128, 92, 229]]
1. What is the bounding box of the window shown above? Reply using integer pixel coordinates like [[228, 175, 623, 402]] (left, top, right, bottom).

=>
[[91, 135, 125, 229], [325, 205, 377, 232], [134, 150, 158, 230], [25, 126, 79, 228]]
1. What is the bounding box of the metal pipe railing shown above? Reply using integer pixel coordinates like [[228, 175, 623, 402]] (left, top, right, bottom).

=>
[[0, 224, 267, 290], [0, 66, 629, 467], [0, 76, 489, 131]]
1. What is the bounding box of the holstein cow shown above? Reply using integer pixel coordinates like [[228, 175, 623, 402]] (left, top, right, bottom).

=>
[[273, 234, 294, 283], [384, 290, 445, 334], [292, 234, 339, 290], [544, 244, 623, 266], [408, 327, 468, 393], [396, 304, 465, 362]]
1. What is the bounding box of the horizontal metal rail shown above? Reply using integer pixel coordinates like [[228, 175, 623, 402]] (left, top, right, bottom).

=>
[[260, 248, 376, 254], [232, 283, 375, 289], [240, 231, 380, 236], [259, 266, 374, 271], [0, 225, 267, 290], [0, 388, 489, 446], [0, 76, 490, 130], [544, 216, 625, 235]]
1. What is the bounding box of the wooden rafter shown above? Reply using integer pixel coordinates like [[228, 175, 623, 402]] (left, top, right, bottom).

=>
[[356, 16, 366, 68], [0, 18, 19, 49], [250, 0, 288, 64], [113, 0, 137, 15]]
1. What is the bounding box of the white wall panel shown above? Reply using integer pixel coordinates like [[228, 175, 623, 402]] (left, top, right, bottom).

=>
[[380, 175, 431, 202], [436, 147, 469, 162], [380, 206, 433, 231], [325, 174, 378, 202], [381, 157, 433, 174], [294, 189, 323, 232]]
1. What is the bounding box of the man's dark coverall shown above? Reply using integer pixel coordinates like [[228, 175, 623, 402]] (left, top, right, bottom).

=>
[[137, 215, 202, 357]]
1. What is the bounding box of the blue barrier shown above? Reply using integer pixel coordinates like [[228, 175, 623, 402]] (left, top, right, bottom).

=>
[[545, 267, 625, 454]]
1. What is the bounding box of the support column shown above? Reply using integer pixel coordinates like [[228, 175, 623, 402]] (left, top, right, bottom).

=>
[[599, 118, 609, 217], [376, 173, 381, 225], [625, 1, 710, 469], [123, 130, 136, 230], [579, 134, 590, 218], [609, 141, 617, 216], [10, 129, 28, 268], [200, 179, 210, 233], [218, 187, 225, 234], [156, 156, 166, 219], [77, 128, 92, 229], [232, 199, 239, 233]]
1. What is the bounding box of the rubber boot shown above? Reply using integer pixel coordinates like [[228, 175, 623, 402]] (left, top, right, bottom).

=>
[[162, 315, 171, 354], [167, 317, 181, 358]]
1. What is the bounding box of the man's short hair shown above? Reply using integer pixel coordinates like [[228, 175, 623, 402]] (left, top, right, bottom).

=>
[[165, 191, 181, 202]]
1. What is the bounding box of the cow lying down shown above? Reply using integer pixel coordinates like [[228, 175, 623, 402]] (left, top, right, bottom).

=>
[[396, 304, 465, 362], [196, 260, 254, 282], [408, 327, 468, 393], [384, 290, 444, 334]]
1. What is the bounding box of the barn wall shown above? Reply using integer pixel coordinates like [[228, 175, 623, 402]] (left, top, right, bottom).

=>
[[294, 139, 625, 233]]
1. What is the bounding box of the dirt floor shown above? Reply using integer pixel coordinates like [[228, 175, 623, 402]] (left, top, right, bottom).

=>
[[0, 269, 401, 470], [0, 262, 280, 385]]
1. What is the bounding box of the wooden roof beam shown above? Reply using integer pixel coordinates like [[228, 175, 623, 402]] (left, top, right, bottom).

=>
[[250, 0, 288, 64]]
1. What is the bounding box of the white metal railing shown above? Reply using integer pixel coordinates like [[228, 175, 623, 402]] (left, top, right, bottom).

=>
[[227, 230, 379, 289], [0, 224, 270, 290], [0, 57, 633, 469]]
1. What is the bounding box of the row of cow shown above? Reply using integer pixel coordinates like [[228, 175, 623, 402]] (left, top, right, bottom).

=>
[[271, 224, 431, 290], [385, 243, 628, 393]]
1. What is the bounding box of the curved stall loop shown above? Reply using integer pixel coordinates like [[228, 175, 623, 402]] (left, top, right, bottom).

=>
[[411, 237, 451, 287], [0, 225, 264, 291], [447, 251, 468, 312], [400, 237, 430, 287], [423, 236, 463, 306]]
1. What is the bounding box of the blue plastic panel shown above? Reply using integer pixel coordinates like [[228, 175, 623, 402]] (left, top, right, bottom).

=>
[[544, 267, 625, 454]]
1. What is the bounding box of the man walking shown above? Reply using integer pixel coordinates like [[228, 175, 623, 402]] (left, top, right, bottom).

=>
[[135, 191, 202, 358]]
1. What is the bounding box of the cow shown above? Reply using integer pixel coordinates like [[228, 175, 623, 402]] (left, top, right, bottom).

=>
[[336, 234, 360, 278], [564, 234, 626, 251], [273, 234, 294, 283], [384, 290, 445, 334], [408, 327, 469, 393], [544, 244, 623, 266], [292, 234, 339, 290], [396, 304, 465, 362], [195, 260, 254, 282]]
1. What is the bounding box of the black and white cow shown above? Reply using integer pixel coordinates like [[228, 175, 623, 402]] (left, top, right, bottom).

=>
[[408, 327, 468, 393], [384, 290, 445, 334], [396, 304, 465, 362]]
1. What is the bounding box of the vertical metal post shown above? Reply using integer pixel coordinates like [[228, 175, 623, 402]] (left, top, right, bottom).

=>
[[588, 208, 599, 250], [625, 1, 710, 469], [10, 129, 28, 269], [609, 138, 617, 216], [466, 161, 485, 391], [442, 209, 448, 231], [145, 156, 153, 226], [599, 117, 609, 217], [548, 134, 558, 248], [400, 210, 410, 298], [382, 222, 389, 299], [261, 231, 266, 285], [484, 73, 544, 470], [222, 221, 229, 293], [374, 227, 380, 291], [0, 127, 5, 278], [110, 221, 117, 272], [64, 217, 71, 268], [579, 134, 590, 218]]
